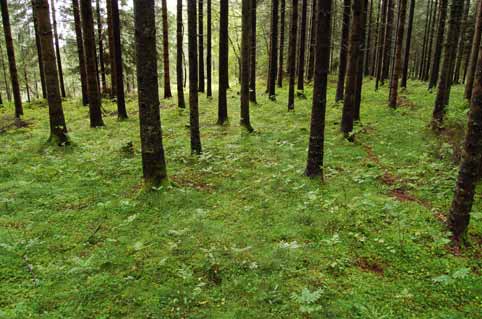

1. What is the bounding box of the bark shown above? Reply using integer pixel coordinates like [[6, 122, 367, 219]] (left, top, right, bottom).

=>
[[176, 0, 186, 108], [31, 1, 46, 99], [72, 0, 88, 106], [80, 0, 104, 127], [419, 0, 432, 79], [51, 0, 66, 97], [217, 0, 228, 124], [389, 0, 408, 108], [32, 0, 68, 144], [0, 0, 22, 118], [133, 0, 168, 188], [465, 0, 482, 100], [161, 0, 172, 99], [371, 0, 381, 77], [240, 0, 254, 131], [429, 0, 448, 90], [277, 0, 286, 87], [296, 0, 308, 92], [0, 37, 10, 101], [354, 0, 368, 121], [305, 0, 331, 178], [432, 0, 465, 129], [96, 0, 107, 93], [401, 0, 415, 88], [336, 0, 351, 102], [111, 0, 127, 119], [306, 0, 317, 81], [206, 0, 212, 97], [422, 0, 437, 81], [267, 0, 279, 98], [375, 0, 388, 90], [454, 0, 470, 83], [287, 0, 298, 110], [249, 0, 257, 103], [381, 0, 395, 83], [198, 0, 205, 92], [364, 0, 373, 75], [106, 0, 116, 98], [188, 0, 203, 152]]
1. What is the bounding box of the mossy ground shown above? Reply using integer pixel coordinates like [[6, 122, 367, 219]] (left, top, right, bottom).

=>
[[0, 79, 481, 318]]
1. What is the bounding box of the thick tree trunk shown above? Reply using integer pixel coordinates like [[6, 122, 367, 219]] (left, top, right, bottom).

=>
[[217, 0, 228, 124], [465, 0, 482, 100], [133, 0, 168, 188], [161, 0, 172, 99], [249, 0, 257, 103], [51, 0, 66, 98], [96, 0, 107, 93], [176, 0, 186, 108], [267, 0, 279, 99], [72, 0, 88, 106], [198, 0, 205, 92], [188, 0, 203, 152], [401, 0, 415, 88], [336, 0, 351, 102], [277, 0, 286, 87], [296, 0, 308, 93], [306, 0, 317, 82], [432, 0, 464, 129], [206, 0, 212, 97], [31, 1, 46, 99], [111, 0, 127, 119], [80, 0, 104, 127], [106, 0, 116, 98], [32, 0, 69, 144], [1, 0, 22, 118], [389, 0, 408, 108], [428, 0, 448, 90], [287, 0, 298, 110], [305, 0, 331, 178], [240, 0, 254, 131]]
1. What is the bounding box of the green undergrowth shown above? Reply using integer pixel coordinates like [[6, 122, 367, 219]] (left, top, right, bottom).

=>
[[0, 78, 481, 318]]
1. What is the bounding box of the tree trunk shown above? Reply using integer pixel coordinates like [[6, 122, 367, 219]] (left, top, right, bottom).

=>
[[206, 0, 212, 97], [249, 0, 257, 103], [80, 0, 104, 127], [297, 0, 308, 93], [419, 0, 432, 79], [305, 0, 331, 178], [432, 0, 465, 129], [336, 0, 351, 102], [217, 0, 228, 124], [72, 0, 88, 106], [306, 0, 317, 82], [277, 0, 286, 87], [241, 0, 254, 131], [188, 0, 203, 152], [372, 0, 381, 77], [401, 0, 415, 88], [96, 0, 107, 93], [32, 0, 69, 144], [428, 0, 448, 90], [177, 0, 186, 108], [287, 0, 298, 110], [364, 0, 373, 76], [0, 0, 22, 118], [160, 0, 172, 99], [50, 0, 66, 98], [198, 0, 205, 92], [353, 0, 368, 121], [465, 0, 482, 100], [389, 0, 408, 108], [133, 0, 168, 188], [375, 0, 388, 90], [111, 0, 127, 119], [31, 1, 46, 99], [267, 0, 279, 99], [106, 0, 116, 98], [381, 0, 395, 83], [453, 0, 470, 83], [0, 41, 10, 101]]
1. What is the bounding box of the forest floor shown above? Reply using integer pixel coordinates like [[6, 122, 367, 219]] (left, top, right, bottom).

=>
[[0, 79, 481, 318]]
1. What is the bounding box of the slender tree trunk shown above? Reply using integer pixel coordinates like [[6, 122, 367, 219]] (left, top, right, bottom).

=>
[[249, 0, 257, 103], [364, 0, 373, 75], [306, 0, 317, 82], [0, 0, 22, 118], [425, 0, 439, 81], [206, 0, 212, 97], [432, 0, 465, 129], [267, 0, 279, 98], [240, 0, 254, 131], [177, 0, 186, 108], [72, 0, 88, 106], [428, 0, 448, 89], [419, 0, 432, 79], [133, 0, 168, 188], [31, 1, 46, 99], [375, 0, 388, 90], [336, 0, 351, 101], [381, 0, 395, 83], [111, 0, 127, 119], [188, 0, 202, 152], [106, 0, 116, 98], [401, 0, 415, 88], [198, 0, 205, 92], [305, 0, 331, 178], [389, 0, 408, 108], [80, 0, 104, 127], [287, 0, 298, 110], [465, 0, 482, 100], [50, 0, 66, 98], [297, 0, 308, 93], [96, 0, 107, 93], [32, 0, 68, 144], [353, 0, 368, 121], [217, 0, 228, 124], [161, 0, 172, 99], [0, 41, 10, 101], [453, 0, 470, 84], [277, 0, 286, 87], [372, 0, 381, 77]]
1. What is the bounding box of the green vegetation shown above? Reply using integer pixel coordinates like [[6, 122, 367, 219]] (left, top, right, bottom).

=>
[[1, 80, 481, 318]]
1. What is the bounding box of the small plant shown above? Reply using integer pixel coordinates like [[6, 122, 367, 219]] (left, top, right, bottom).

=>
[[291, 287, 323, 314]]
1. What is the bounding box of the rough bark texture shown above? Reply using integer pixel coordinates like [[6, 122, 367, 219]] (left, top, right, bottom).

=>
[[1, 0, 22, 118], [306, 0, 317, 82], [448, 28, 482, 241], [240, 0, 254, 131], [111, 0, 127, 119], [277, 0, 286, 87], [80, 0, 104, 127], [432, 0, 464, 129], [188, 0, 203, 152], [336, 0, 351, 102], [206, 0, 212, 97], [176, 0, 186, 108], [96, 0, 107, 93], [401, 0, 416, 88], [161, 0, 172, 99], [51, 0, 66, 98], [429, 0, 448, 90], [287, 0, 298, 110], [133, 0, 168, 188], [106, 0, 116, 98], [465, 0, 482, 100], [217, 0, 228, 124], [389, 0, 408, 108], [305, 0, 331, 178], [198, 0, 205, 92], [31, 1, 46, 99], [32, 0, 69, 144], [296, 0, 308, 92], [72, 0, 88, 106], [267, 0, 279, 99]]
